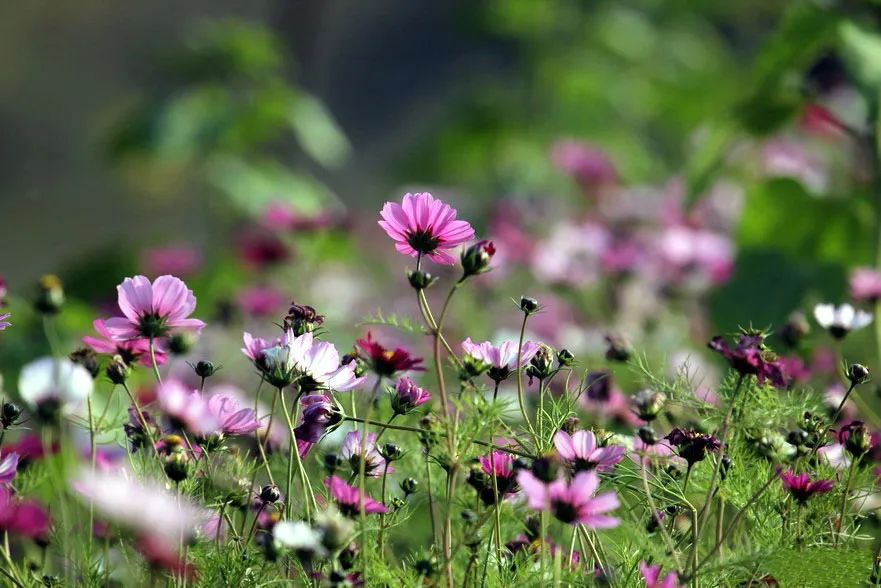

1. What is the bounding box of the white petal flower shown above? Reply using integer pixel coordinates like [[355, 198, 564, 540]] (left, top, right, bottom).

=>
[[273, 520, 327, 556], [814, 303, 873, 338], [18, 357, 93, 415]]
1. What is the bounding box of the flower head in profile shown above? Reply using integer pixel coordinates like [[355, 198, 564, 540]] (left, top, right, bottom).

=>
[[263, 331, 363, 392], [294, 394, 341, 457], [155, 380, 218, 436], [324, 476, 387, 517], [18, 357, 94, 420], [468, 450, 519, 505], [339, 431, 392, 477], [461, 338, 540, 383], [708, 333, 788, 389], [517, 470, 619, 528], [104, 275, 205, 341], [0, 312, 10, 331], [0, 453, 19, 485], [356, 332, 424, 378], [206, 387, 261, 436], [814, 303, 873, 339], [554, 430, 624, 473], [378, 192, 475, 264], [390, 377, 431, 415], [779, 469, 833, 505], [664, 429, 721, 466], [850, 268, 881, 303], [83, 319, 168, 367], [639, 562, 681, 588], [241, 332, 280, 366], [272, 520, 328, 558], [0, 487, 50, 542]]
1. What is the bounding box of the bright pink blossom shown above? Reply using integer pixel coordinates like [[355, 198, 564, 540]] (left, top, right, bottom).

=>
[[461, 338, 540, 383], [378, 192, 475, 264], [517, 470, 620, 528], [553, 430, 624, 473], [206, 388, 261, 435], [779, 469, 834, 505], [640, 562, 680, 588], [0, 487, 50, 541], [324, 475, 387, 516], [83, 319, 167, 367], [155, 380, 218, 435], [104, 275, 205, 341], [390, 377, 431, 415]]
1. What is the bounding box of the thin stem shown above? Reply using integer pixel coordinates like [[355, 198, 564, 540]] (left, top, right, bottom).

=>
[[148, 337, 163, 384], [515, 312, 538, 447], [640, 460, 682, 570], [834, 456, 859, 547], [87, 394, 96, 552], [426, 453, 438, 548], [374, 414, 396, 444], [121, 382, 161, 461], [379, 462, 390, 557], [831, 381, 858, 425]]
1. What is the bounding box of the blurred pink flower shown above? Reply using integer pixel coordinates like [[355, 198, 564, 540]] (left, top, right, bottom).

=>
[[206, 387, 261, 435], [155, 380, 218, 435], [324, 475, 387, 516], [236, 230, 290, 269], [0, 487, 50, 542], [550, 140, 617, 189], [237, 286, 286, 318], [104, 275, 205, 341], [762, 138, 827, 194], [378, 192, 475, 265], [850, 267, 881, 303], [532, 221, 610, 286], [640, 562, 680, 588], [141, 246, 201, 278], [0, 312, 9, 331], [261, 201, 340, 233], [517, 470, 620, 527]]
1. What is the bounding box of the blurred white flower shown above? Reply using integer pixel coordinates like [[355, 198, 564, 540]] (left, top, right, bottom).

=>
[[273, 520, 327, 557], [813, 303, 872, 339], [18, 357, 93, 417]]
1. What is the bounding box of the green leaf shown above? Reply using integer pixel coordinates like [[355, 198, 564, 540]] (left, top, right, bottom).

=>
[[839, 20, 881, 94], [287, 93, 351, 169]]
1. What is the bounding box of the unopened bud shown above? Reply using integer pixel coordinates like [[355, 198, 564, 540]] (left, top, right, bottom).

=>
[[407, 270, 437, 291], [105, 355, 131, 386], [557, 349, 575, 367], [847, 364, 870, 386], [35, 275, 64, 314], [519, 296, 540, 315], [632, 389, 666, 421], [167, 331, 198, 355], [604, 333, 632, 362], [461, 240, 495, 278], [69, 348, 100, 378], [193, 360, 218, 379]]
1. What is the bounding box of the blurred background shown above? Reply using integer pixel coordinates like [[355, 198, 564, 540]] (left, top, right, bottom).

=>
[[2, 0, 880, 395]]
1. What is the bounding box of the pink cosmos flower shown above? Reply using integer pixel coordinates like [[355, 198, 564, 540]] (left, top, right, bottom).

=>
[[262, 331, 364, 392], [553, 430, 624, 473], [206, 387, 261, 436], [324, 475, 387, 517], [390, 377, 431, 415], [141, 246, 202, 278], [339, 431, 393, 477], [0, 453, 19, 484], [378, 192, 475, 264], [469, 450, 519, 505], [155, 380, 218, 435], [0, 312, 10, 331], [461, 338, 541, 383], [237, 286, 286, 318], [294, 394, 341, 457], [850, 267, 881, 303], [0, 487, 50, 541], [104, 275, 205, 341], [138, 534, 194, 580], [517, 470, 620, 528], [241, 332, 279, 364], [779, 469, 834, 505], [639, 562, 680, 588], [83, 319, 168, 367]]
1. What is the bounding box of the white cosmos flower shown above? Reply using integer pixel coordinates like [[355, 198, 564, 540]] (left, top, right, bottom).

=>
[[273, 520, 327, 556], [263, 331, 363, 391], [18, 357, 93, 415], [813, 303, 873, 338]]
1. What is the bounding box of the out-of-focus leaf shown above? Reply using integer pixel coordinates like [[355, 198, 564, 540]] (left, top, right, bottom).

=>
[[175, 20, 286, 81], [839, 20, 881, 94], [205, 155, 336, 216], [287, 93, 351, 169]]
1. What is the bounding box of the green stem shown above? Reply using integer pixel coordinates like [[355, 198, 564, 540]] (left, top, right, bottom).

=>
[[834, 456, 859, 547], [148, 337, 163, 384]]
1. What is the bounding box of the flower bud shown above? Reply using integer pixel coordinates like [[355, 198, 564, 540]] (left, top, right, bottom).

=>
[[720, 455, 732, 481], [340, 354, 367, 378], [167, 331, 198, 355], [419, 415, 440, 450], [556, 348, 575, 367], [530, 454, 560, 483], [34, 275, 64, 314], [777, 312, 811, 349], [461, 240, 495, 278], [406, 270, 438, 291], [379, 443, 404, 462], [604, 333, 632, 362], [192, 360, 218, 379], [847, 363, 870, 386], [164, 449, 190, 482], [69, 348, 100, 378], [324, 452, 342, 475], [526, 344, 555, 382], [646, 510, 665, 533], [632, 389, 666, 422], [840, 420, 871, 457], [519, 296, 540, 315], [561, 416, 579, 435], [400, 477, 419, 496], [283, 302, 325, 336], [1, 401, 21, 429], [105, 355, 131, 386], [637, 425, 657, 446], [259, 485, 281, 504], [414, 556, 438, 578]]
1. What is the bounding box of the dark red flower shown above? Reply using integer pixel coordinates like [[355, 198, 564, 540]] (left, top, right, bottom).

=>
[[356, 332, 424, 378], [780, 469, 833, 505], [708, 333, 788, 389], [664, 428, 721, 466]]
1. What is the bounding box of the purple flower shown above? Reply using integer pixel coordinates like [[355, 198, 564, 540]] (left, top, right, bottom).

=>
[[390, 377, 431, 415], [378, 192, 475, 265], [517, 470, 620, 528], [554, 430, 624, 473], [0, 453, 19, 485], [461, 338, 540, 383], [0, 312, 10, 331], [104, 275, 205, 341], [780, 469, 833, 505], [294, 394, 340, 457], [339, 431, 392, 477], [639, 562, 681, 588], [708, 333, 788, 389], [324, 475, 387, 517], [664, 428, 721, 466], [206, 388, 261, 436], [155, 380, 218, 436]]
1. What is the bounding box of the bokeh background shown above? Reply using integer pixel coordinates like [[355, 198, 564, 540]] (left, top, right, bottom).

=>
[[1, 0, 879, 391]]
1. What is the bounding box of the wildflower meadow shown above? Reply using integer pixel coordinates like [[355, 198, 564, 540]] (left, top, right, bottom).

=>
[[6, 2, 881, 587]]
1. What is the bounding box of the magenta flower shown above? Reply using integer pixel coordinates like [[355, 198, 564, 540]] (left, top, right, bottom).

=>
[[0, 312, 10, 331], [339, 431, 393, 477], [780, 469, 834, 505], [850, 267, 881, 303], [708, 333, 788, 389], [378, 192, 475, 264], [83, 319, 168, 367], [155, 380, 218, 435], [0, 487, 50, 542], [357, 332, 425, 378], [0, 453, 19, 485], [390, 377, 431, 415], [517, 470, 620, 528], [294, 394, 341, 457], [104, 275, 205, 341], [206, 388, 261, 436], [639, 562, 680, 588], [550, 140, 617, 189], [237, 286, 286, 318], [469, 450, 518, 505], [554, 430, 624, 473], [140, 246, 201, 278], [324, 475, 387, 517], [461, 338, 541, 383]]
